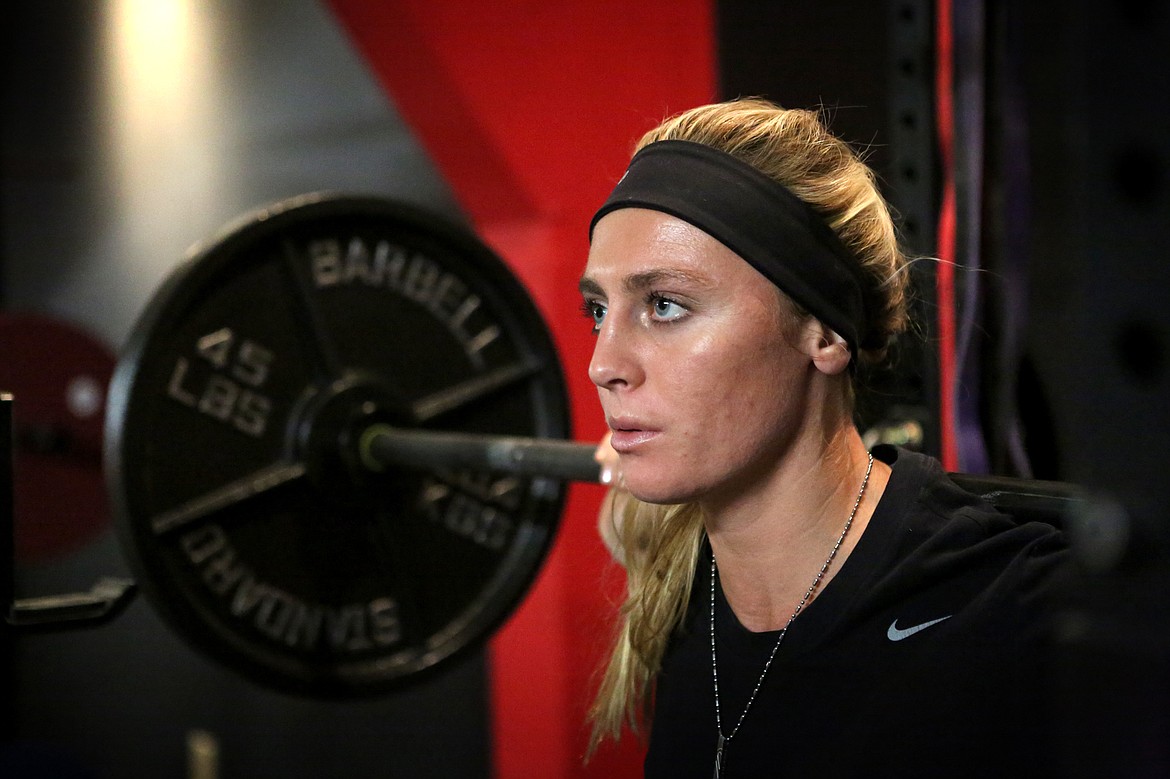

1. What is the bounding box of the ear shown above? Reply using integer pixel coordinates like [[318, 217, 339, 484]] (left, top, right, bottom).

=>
[[801, 321, 853, 376]]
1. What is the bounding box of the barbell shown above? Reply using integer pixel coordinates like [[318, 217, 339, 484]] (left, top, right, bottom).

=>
[[103, 193, 589, 698], [7, 193, 1083, 698]]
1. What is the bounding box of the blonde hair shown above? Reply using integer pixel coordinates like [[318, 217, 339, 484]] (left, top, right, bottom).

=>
[[586, 98, 911, 750]]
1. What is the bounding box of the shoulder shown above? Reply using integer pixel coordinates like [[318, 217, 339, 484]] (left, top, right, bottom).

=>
[[874, 444, 1067, 552], [865, 445, 1070, 629]]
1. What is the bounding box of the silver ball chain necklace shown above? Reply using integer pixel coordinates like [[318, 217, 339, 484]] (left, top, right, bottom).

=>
[[710, 451, 873, 779]]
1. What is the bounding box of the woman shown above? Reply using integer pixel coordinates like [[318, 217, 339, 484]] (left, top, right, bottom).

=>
[[580, 99, 1067, 777]]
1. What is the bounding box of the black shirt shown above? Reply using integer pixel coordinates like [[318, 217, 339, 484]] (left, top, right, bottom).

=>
[[644, 446, 1069, 778]]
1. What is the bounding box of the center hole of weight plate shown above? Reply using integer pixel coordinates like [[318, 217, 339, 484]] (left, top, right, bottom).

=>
[[293, 374, 412, 509]]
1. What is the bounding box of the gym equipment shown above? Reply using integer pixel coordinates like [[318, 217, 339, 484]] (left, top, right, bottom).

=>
[[104, 194, 573, 697]]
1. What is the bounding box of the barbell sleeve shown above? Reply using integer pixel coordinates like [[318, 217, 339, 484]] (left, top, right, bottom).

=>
[[359, 424, 603, 483]]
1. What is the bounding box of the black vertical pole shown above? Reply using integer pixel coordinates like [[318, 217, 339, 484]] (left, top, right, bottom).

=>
[[886, 0, 941, 456], [2, 393, 17, 742]]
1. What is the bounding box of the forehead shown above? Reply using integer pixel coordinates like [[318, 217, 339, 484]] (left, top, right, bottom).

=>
[[582, 208, 773, 295]]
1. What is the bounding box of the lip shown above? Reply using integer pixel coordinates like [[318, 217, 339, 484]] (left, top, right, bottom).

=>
[[607, 417, 661, 453]]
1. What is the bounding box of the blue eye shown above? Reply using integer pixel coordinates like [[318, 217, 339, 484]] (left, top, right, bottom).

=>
[[581, 299, 606, 331], [649, 294, 686, 321]]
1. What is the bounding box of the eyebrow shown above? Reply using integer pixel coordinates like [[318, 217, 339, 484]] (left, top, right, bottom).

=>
[[578, 268, 716, 297]]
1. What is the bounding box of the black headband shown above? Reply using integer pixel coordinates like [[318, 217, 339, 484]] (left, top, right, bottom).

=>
[[589, 140, 873, 352]]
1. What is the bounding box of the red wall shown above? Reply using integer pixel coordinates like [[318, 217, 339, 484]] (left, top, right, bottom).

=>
[[325, 2, 716, 776]]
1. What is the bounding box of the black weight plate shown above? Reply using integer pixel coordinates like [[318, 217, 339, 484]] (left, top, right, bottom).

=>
[[105, 194, 571, 697]]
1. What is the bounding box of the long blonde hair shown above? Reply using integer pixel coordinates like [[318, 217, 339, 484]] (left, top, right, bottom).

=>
[[586, 98, 911, 750]]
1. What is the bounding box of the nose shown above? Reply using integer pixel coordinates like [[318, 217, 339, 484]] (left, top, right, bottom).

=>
[[588, 316, 642, 391]]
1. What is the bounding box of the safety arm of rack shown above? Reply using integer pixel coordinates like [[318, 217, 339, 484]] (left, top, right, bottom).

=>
[[3, 392, 138, 632]]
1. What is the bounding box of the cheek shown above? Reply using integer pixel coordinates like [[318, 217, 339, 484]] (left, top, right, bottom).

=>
[[710, 315, 792, 381], [669, 329, 793, 431], [737, 343, 810, 435]]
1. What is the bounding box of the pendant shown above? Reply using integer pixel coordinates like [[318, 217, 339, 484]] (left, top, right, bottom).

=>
[[713, 733, 725, 779]]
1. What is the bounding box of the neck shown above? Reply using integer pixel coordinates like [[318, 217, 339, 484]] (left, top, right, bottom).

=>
[[703, 427, 888, 632]]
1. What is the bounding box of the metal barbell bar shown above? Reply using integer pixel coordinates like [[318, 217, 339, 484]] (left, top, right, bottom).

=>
[[359, 424, 603, 483]]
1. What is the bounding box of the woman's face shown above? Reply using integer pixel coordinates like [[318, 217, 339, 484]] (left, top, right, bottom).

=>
[[580, 208, 817, 506]]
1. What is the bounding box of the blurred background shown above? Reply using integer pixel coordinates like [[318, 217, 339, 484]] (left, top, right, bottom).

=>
[[3, 1, 1168, 776]]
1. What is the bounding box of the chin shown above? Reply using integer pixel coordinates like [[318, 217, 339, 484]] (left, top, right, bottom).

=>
[[625, 475, 704, 507]]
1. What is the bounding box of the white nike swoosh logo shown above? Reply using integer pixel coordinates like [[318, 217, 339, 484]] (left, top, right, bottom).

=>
[[887, 615, 952, 641]]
